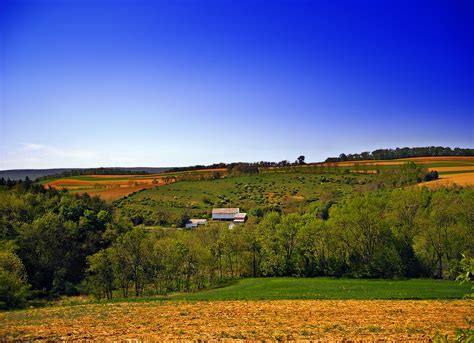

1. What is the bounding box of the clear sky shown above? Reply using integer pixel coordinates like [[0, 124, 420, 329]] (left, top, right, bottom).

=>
[[1, 0, 473, 169]]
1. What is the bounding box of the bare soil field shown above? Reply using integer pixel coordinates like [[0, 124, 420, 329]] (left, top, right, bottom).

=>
[[1, 300, 472, 341], [85, 183, 165, 201]]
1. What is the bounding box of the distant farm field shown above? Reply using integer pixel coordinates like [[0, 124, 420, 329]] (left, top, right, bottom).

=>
[[419, 171, 474, 188], [1, 299, 472, 341], [42, 169, 228, 201], [43, 157, 474, 201], [43, 174, 168, 200]]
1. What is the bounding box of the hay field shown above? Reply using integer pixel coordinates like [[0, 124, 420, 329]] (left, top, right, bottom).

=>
[[419, 172, 474, 189], [1, 300, 472, 341]]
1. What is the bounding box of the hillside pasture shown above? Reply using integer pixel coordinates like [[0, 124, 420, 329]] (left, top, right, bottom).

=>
[[116, 171, 374, 225]]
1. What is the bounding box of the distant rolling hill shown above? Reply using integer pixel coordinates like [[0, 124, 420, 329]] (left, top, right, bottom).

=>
[[0, 167, 171, 180]]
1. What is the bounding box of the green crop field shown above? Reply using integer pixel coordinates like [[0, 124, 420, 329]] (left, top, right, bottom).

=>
[[172, 277, 472, 300]]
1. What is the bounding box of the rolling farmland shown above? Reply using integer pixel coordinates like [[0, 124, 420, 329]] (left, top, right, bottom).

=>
[[42, 169, 225, 201], [42, 157, 474, 202]]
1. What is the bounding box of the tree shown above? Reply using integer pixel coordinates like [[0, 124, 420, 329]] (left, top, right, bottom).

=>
[[0, 249, 30, 309], [388, 189, 427, 277], [83, 248, 114, 300], [296, 155, 306, 165], [117, 227, 151, 296], [329, 193, 403, 277], [276, 213, 302, 275]]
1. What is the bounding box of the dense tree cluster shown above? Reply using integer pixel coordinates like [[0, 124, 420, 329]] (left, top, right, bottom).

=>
[[0, 175, 472, 307], [84, 187, 473, 300], [0, 182, 121, 307], [166, 160, 302, 174], [327, 146, 474, 162]]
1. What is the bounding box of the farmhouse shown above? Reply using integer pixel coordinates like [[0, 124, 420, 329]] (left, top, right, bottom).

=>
[[212, 208, 247, 223], [185, 218, 207, 229]]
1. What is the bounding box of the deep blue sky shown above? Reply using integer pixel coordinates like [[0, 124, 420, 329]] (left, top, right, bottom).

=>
[[1, 0, 473, 169]]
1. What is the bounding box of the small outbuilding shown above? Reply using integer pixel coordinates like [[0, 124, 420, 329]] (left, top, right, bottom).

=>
[[185, 218, 207, 229], [233, 212, 247, 223]]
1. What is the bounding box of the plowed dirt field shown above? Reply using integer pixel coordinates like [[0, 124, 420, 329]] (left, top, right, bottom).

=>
[[1, 300, 472, 341]]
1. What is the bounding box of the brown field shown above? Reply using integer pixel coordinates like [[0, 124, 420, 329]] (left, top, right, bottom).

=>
[[85, 183, 165, 201], [45, 176, 171, 201], [419, 172, 474, 189], [1, 300, 472, 341], [80, 174, 149, 178]]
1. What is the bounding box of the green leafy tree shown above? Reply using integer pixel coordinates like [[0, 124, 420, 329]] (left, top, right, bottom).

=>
[[0, 249, 30, 309], [83, 248, 114, 300]]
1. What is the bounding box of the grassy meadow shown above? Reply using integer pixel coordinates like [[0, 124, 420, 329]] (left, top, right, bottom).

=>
[[172, 277, 472, 301]]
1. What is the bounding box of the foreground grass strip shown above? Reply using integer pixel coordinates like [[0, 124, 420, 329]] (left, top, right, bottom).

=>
[[1, 300, 472, 341], [173, 278, 471, 301]]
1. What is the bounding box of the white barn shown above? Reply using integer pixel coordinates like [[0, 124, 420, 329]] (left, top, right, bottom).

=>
[[212, 208, 240, 221]]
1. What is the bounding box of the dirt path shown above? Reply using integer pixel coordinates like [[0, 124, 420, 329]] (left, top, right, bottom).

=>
[[1, 300, 472, 341]]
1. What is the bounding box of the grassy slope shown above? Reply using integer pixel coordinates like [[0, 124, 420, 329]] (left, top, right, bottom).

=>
[[116, 172, 372, 220], [173, 277, 472, 300]]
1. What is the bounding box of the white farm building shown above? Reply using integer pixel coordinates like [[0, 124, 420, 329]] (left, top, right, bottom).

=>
[[212, 208, 247, 223]]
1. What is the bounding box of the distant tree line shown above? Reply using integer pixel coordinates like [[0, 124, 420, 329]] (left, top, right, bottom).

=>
[[166, 157, 307, 174], [326, 146, 474, 162], [36, 168, 150, 182]]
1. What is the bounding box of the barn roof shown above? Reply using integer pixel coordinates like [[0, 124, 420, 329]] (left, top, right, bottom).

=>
[[212, 208, 240, 214], [234, 213, 247, 219]]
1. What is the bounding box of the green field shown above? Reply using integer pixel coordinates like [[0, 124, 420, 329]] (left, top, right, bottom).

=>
[[172, 277, 471, 300], [115, 172, 374, 224]]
